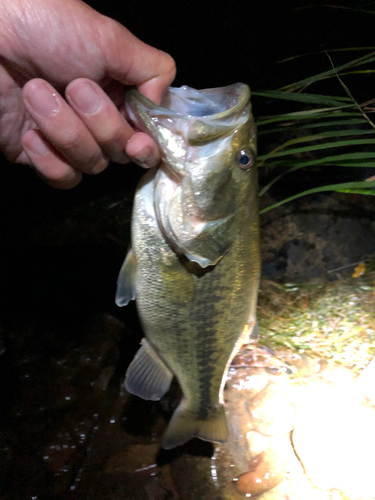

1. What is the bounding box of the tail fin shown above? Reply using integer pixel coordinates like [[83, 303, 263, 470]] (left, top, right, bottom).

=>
[[162, 400, 228, 450]]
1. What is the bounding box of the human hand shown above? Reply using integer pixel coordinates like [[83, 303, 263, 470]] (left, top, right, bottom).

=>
[[0, 0, 175, 188]]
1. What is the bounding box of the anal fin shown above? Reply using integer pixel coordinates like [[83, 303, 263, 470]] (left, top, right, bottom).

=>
[[115, 248, 137, 307], [125, 339, 173, 401]]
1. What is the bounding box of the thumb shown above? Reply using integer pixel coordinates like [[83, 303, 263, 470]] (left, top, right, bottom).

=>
[[99, 17, 176, 104]]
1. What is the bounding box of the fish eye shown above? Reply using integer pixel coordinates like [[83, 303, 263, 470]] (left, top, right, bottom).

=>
[[236, 149, 255, 170]]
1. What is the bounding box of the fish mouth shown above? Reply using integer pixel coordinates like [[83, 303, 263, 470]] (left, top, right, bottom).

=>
[[160, 83, 251, 119], [128, 83, 250, 119], [126, 83, 251, 145]]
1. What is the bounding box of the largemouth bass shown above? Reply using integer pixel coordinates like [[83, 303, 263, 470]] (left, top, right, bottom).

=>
[[116, 83, 260, 449]]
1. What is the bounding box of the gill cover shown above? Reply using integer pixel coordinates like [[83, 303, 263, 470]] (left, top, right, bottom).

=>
[[126, 84, 254, 267]]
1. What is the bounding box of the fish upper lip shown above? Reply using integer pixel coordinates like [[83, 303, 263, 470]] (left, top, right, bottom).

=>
[[126, 83, 251, 121]]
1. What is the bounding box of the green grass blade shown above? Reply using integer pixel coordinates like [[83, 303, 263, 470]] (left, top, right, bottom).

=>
[[325, 52, 375, 130], [260, 180, 375, 214], [339, 69, 375, 76], [281, 51, 375, 92], [257, 111, 363, 127], [259, 153, 375, 172], [256, 50, 375, 210], [324, 162, 375, 167], [257, 118, 368, 135], [271, 152, 375, 167], [259, 138, 375, 161], [337, 188, 375, 195], [252, 90, 351, 106], [261, 129, 374, 149]]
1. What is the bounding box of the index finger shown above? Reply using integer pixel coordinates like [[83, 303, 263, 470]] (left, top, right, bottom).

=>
[[98, 17, 176, 104]]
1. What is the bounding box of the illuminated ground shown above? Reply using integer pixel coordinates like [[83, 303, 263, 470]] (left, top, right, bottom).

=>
[[258, 261, 375, 373]]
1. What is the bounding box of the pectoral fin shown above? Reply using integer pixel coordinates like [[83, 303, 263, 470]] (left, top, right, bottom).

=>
[[115, 248, 137, 307], [125, 339, 173, 401]]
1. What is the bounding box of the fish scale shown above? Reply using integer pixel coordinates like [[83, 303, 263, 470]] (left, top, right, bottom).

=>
[[116, 83, 260, 449]]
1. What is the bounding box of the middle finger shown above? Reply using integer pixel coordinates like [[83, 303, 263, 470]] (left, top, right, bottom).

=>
[[66, 78, 132, 165], [23, 79, 108, 175]]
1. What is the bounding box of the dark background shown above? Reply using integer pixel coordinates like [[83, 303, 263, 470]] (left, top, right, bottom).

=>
[[91, 0, 374, 91]]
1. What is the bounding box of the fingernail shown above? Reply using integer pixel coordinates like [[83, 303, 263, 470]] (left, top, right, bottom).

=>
[[68, 81, 100, 114], [25, 82, 59, 117], [25, 133, 50, 157], [134, 147, 159, 168]]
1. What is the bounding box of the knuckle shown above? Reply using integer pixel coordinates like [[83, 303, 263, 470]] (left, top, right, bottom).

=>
[[94, 129, 129, 163], [158, 51, 176, 83], [36, 162, 81, 189], [88, 154, 109, 175], [57, 128, 82, 151], [48, 174, 82, 190], [113, 154, 130, 165], [55, 128, 108, 174], [97, 130, 118, 148], [45, 165, 74, 183], [94, 113, 125, 145], [165, 54, 177, 80]]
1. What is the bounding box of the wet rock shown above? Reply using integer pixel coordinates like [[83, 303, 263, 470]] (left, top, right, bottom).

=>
[[292, 365, 375, 498], [105, 444, 159, 474], [170, 448, 219, 500], [233, 436, 290, 497], [248, 381, 295, 436], [245, 431, 270, 456]]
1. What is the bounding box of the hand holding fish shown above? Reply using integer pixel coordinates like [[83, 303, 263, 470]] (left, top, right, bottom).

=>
[[0, 0, 176, 188]]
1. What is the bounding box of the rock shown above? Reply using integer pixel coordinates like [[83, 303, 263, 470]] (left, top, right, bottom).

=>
[[248, 380, 295, 436], [233, 436, 290, 497], [292, 365, 375, 498]]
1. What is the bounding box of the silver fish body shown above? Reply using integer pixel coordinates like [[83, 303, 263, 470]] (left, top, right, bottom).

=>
[[116, 84, 260, 449]]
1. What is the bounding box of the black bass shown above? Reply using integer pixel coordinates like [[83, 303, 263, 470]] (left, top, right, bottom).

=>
[[116, 83, 260, 449]]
